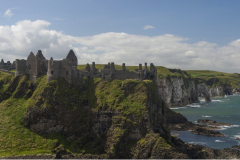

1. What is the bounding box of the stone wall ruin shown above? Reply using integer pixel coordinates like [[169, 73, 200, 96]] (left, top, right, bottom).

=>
[[14, 49, 157, 83]]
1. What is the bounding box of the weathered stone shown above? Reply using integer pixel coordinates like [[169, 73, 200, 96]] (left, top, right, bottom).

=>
[[15, 49, 157, 83]]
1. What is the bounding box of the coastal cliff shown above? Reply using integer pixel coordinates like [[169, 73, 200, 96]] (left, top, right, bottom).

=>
[[156, 77, 199, 107], [156, 68, 235, 107], [198, 82, 232, 97], [1, 70, 240, 158]]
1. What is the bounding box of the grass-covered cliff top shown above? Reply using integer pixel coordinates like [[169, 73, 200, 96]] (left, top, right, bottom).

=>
[[78, 64, 240, 88], [185, 70, 240, 88], [0, 71, 163, 157], [78, 64, 190, 78]]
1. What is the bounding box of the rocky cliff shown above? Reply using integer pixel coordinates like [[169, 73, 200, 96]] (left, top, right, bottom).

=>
[[1, 71, 240, 159], [197, 78, 232, 98], [22, 76, 171, 158], [156, 76, 199, 107], [156, 69, 233, 107]]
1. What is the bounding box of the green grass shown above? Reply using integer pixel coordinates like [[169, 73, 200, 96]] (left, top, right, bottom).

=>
[[0, 72, 14, 83], [0, 98, 56, 157], [0, 74, 160, 157], [10, 70, 15, 73], [185, 70, 240, 88], [4, 66, 238, 157], [93, 79, 157, 120]]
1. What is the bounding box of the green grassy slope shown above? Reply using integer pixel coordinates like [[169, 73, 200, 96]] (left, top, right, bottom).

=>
[[0, 73, 57, 157], [185, 70, 240, 88], [0, 71, 163, 157]]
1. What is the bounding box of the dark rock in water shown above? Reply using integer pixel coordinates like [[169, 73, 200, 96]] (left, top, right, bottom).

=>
[[191, 127, 225, 137], [197, 119, 231, 126], [232, 145, 240, 150], [232, 88, 240, 94]]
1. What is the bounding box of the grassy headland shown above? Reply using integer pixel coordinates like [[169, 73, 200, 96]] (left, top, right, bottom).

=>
[[78, 64, 240, 88], [78, 64, 190, 78], [185, 70, 240, 88], [0, 70, 162, 157]]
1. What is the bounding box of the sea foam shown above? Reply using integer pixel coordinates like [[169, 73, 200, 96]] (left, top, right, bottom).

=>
[[202, 115, 212, 118], [217, 125, 240, 131], [212, 100, 224, 102]]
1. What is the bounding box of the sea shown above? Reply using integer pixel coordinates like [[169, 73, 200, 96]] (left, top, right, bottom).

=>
[[171, 94, 240, 149]]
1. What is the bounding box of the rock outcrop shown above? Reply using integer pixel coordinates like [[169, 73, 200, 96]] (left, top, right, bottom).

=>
[[191, 127, 225, 137], [197, 78, 233, 98], [156, 77, 199, 107], [197, 119, 231, 126], [23, 77, 169, 158], [1, 70, 240, 159]]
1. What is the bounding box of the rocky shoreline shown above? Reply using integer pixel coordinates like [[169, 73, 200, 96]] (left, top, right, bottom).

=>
[[169, 118, 226, 137], [197, 119, 232, 126]]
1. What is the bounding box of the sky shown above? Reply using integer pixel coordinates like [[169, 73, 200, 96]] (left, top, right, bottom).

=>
[[1, 0, 240, 73]]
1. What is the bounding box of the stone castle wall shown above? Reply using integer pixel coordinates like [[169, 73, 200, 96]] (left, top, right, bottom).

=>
[[15, 49, 157, 83], [0, 59, 15, 71], [15, 59, 26, 76]]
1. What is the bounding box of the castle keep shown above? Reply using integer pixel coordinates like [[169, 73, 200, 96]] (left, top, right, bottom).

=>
[[15, 50, 157, 82]]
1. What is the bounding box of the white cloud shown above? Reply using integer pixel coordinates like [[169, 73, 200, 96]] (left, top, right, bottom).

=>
[[143, 25, 155, 30], [3, 9, 13, 18], [1, 20, 240, 73]]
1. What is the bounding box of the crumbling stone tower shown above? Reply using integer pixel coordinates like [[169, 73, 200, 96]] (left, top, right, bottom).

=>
[[15, 50, 48, 81], [46, 50, 79, 83]]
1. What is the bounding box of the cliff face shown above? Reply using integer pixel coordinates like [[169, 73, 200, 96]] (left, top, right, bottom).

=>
[[23, 77, 170, 158], [1, 72, 240, 159], [156, 76, 233, 107], [156, 77, 199, 107], [209, 85, 232, 96], [198, 83, 232, 98]]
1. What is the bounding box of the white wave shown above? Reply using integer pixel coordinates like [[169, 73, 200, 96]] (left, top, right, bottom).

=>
[[187, 104, 201, 108], [215, 140, 224, 142], [170, 107, 179, 110], [189, 141, 208, 145], [170, 107, 187, 110], [232, 125, 240, 127], [202, 115, 212, 118], [217, 125, 240, 130], [212, 100, 223, 102], [233, 135, 240, 139]]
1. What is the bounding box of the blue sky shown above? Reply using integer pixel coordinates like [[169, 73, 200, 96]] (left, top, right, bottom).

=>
[[1, 0, 240, 72]]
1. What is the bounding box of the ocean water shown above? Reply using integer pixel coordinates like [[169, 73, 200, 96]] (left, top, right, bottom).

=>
[[171, 94, 240, 149]]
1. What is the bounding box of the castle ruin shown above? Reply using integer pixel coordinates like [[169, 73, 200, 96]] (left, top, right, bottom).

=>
[[0, 59, 15, 71], [15, 50, 157, 83]]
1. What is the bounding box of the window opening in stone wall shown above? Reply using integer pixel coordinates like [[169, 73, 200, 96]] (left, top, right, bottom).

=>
[[66, 71, 68, 75], [51, 71, 54, 74]]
